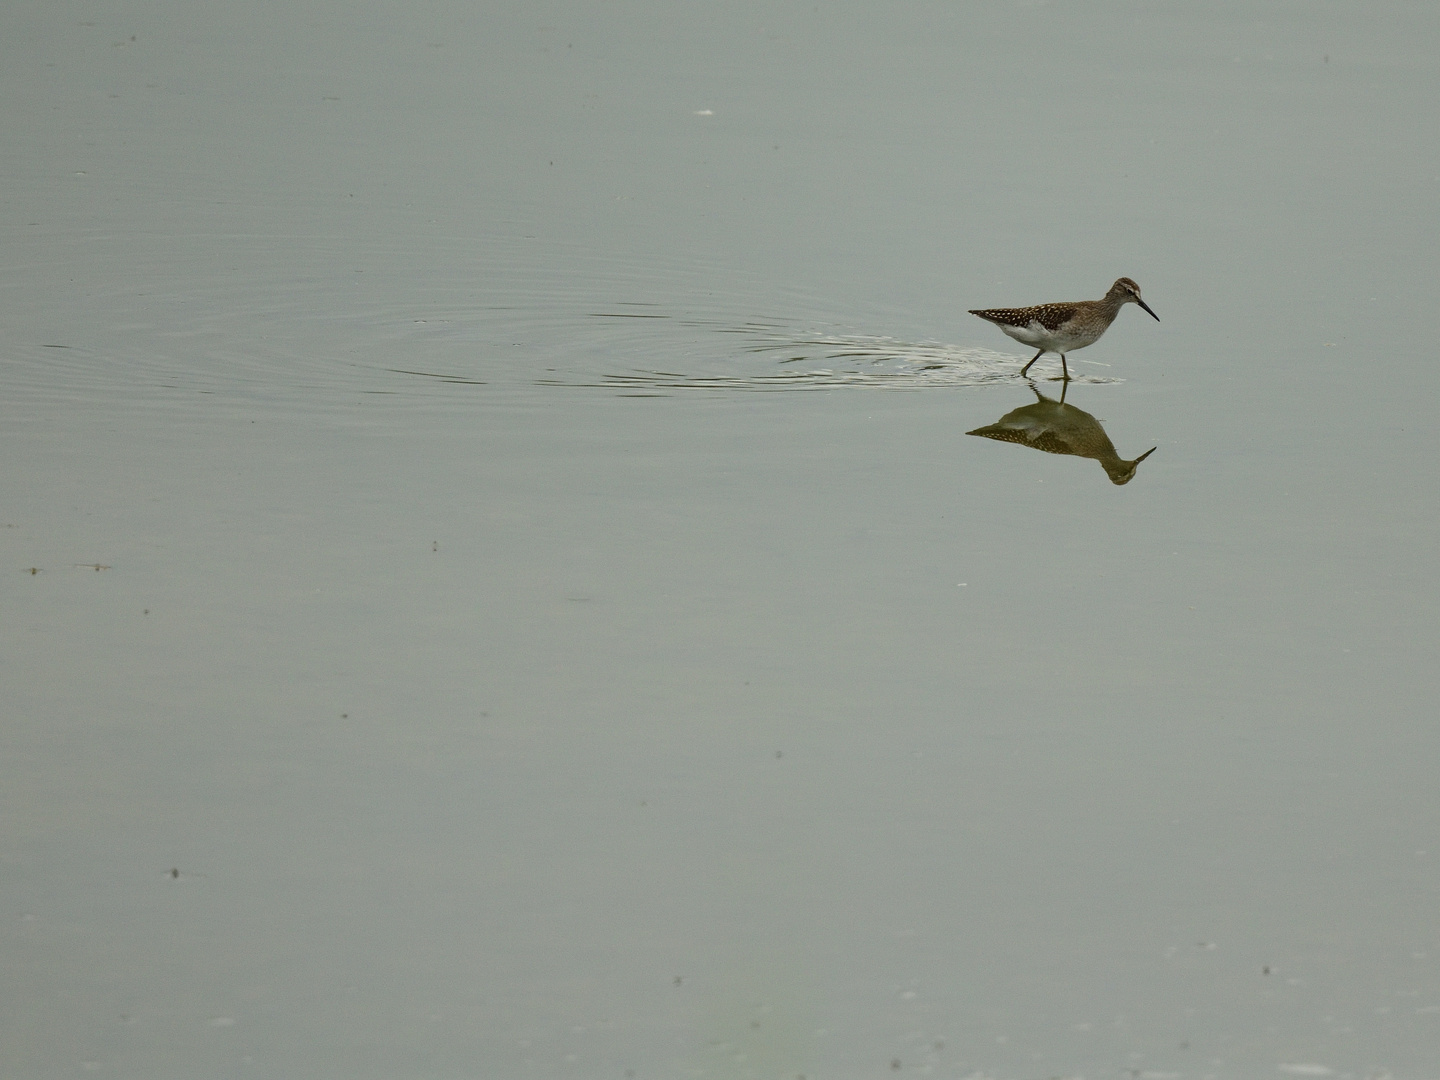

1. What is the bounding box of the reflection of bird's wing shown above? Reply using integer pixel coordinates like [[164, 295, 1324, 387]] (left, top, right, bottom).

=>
[[967, 416, 1082, 457], [968, 404, 1064, 440], [1025, 431, 1085, 457], [966, 423, 1034, 445]]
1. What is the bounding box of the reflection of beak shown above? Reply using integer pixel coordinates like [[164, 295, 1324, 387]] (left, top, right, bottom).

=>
[[1136, 298, 1159, 321], [1134, 446, 1157, 463]]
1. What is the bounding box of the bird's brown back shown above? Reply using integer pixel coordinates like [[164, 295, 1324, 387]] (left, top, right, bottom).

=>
[[968, 303, 1078, 332]]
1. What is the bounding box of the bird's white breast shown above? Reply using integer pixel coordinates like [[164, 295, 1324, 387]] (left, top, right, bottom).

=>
[[998, 320, 1056, 349]]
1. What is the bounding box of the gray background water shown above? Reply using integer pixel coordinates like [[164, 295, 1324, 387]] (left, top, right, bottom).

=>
[[5, 2, 1440, 1077]]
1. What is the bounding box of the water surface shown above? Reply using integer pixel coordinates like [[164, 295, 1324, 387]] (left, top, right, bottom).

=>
[[5, 2, 1440, 1078]]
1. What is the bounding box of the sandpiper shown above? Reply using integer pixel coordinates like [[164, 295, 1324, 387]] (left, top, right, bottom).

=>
[[969, 278, 1158, 380]]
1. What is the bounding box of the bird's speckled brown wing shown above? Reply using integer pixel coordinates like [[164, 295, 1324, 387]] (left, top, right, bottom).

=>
[[968, 303, 1077, 332]]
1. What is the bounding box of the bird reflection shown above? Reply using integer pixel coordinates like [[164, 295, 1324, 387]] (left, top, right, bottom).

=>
[[966, 381, 1156, 485]]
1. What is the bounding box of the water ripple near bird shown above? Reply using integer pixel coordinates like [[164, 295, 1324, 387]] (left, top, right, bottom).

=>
[[521, 315, 1125, 395], [3, 231, 1122, 417]]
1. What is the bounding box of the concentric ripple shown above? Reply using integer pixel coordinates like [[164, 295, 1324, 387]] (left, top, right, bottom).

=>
[[4, 231, 1117, 418]]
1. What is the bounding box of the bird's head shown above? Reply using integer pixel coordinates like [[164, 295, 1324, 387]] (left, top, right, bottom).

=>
[[1110, 278, 1159, 321]]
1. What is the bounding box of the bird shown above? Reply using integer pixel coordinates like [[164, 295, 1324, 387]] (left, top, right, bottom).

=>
[[969, 278, 1158, 380], [966, 382, 1156, 485]]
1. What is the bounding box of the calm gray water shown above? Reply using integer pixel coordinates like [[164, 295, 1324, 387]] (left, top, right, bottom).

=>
[[6, 2, 1440, 1078]]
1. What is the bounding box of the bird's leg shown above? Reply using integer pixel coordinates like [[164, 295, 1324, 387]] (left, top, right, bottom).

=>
[[1019, 349, 1044, 376], [1060, 353, 1071, 381]]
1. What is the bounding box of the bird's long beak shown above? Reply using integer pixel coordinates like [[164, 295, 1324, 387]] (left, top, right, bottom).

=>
[[1134, 446, 1157, 464], [1136, 297, 1159, 321]]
